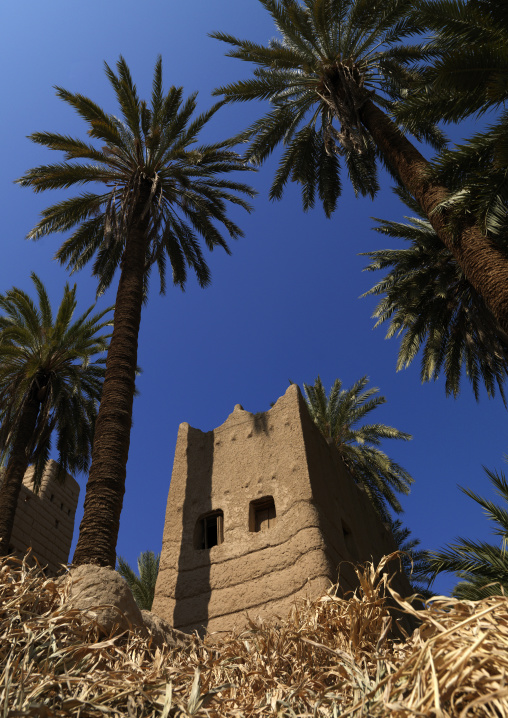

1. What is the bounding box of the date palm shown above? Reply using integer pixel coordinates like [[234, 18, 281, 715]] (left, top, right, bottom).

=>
[[0, 273, 111, 556], [211, 0, 508, 336], [17, 56, 255, 567], [302, 375, 413, 520], [362, 188, 508, 402], [425, 461, 508, 600], [117, 550, 160, 611]]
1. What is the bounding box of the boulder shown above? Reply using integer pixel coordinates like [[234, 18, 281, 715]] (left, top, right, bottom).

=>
[[61, 564, 144, 635], [60, 565, 195, 648], [141, 610, 193, 649]]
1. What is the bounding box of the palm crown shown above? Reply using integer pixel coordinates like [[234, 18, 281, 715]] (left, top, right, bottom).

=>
[[18, 56, 256, 296], [212, 0, 443, 216], [0, 273, 111, 486], [211, 0, 508, 341], [362, 188, 508, 403], [302, 375, 413, 519]]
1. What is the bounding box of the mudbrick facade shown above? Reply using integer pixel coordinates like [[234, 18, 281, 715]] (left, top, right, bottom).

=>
[[153, 384, 412, 636], [0, 460, 79, 574]]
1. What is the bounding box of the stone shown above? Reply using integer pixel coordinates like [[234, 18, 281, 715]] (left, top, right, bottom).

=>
[[141, 610, 193, 649], [61, 564, 144, 635]]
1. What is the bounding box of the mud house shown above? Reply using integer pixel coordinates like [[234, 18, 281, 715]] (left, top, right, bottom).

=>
[[152, 384, 411, 635], [0, 460, 79, 574]]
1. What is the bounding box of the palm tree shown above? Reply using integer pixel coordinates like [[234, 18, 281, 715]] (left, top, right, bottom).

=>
[[302, 375, 413, 520], [425, 461, 508, 600], [211, 0, 508, 336], [117, 550, 160, 611], [0, 273, 111, 556], [361, 188, 508, 402], [17, 56, 256, 568], [394, 0, 508, 240]]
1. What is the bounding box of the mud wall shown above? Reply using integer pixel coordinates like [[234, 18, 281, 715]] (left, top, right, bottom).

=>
[[3, 460, 79, 574]]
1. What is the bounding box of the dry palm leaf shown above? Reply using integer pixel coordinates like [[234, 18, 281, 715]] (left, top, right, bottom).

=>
[[0, 553, 506, 716]]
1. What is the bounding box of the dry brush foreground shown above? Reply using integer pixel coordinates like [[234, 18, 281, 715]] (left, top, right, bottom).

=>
[[0, 553, 507, 717]]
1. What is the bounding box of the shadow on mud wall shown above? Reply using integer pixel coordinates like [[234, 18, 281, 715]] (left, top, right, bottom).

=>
[[173, 426, 214, 636]]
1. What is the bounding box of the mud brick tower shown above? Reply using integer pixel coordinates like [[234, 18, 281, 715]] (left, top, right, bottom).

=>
[[153, 384, 411, 635], [2, 460, 80, 574]]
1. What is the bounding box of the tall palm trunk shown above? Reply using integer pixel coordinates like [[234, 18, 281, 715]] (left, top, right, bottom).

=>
[[0, 394, 40, 556], [358, 99, 508, 336], [73, 202, 149, 568]]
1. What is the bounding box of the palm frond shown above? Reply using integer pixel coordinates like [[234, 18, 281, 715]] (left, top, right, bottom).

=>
[[117, 551, 160, 610], [362, 188, 508, 402], [423, 457, 508, 600]]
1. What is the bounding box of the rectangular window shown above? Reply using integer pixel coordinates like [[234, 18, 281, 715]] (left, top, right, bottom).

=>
[[250, 496, 276, 532], [195, 510, 224, 550]]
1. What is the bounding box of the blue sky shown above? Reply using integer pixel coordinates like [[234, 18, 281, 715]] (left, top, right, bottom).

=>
[[1, 1, 506, 596]]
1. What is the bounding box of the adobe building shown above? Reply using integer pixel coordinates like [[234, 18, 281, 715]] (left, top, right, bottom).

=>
[[0, 460, 79, 574], [153, 384, 412, 636]]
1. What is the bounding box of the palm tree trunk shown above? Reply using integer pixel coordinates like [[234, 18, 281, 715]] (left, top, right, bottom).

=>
[[72, 207, 149, 568], [0, 396, 40, 556], [358, 99, 508, 336]]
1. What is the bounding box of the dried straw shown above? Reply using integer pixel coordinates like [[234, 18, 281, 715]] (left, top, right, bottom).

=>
[[0, 553, 506, 716]]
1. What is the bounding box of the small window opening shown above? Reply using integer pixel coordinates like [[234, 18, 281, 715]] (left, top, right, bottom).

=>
[[342, 520, 359, 560], [24, 495, 30, 503], [67, 508, 71, 516], [194, 510, 224, 550], [249, 496, 276, 533], [60, 502, 64, 510], [55, 519, 59, 529], [50, 494, 54, 502]]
